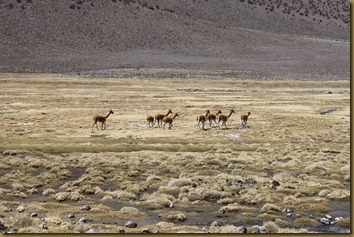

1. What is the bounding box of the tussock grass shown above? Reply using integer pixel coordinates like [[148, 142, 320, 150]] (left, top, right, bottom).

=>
[[292, 217, 321, 227], [262, 221, 279, 233], [160, 212, 186, 222], [261, 203, 282, 213], [0, 76, 349, 233], [140, 193, 175, 208]]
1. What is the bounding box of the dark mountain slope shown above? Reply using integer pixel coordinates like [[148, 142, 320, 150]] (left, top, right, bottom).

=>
[[0, 0, 350, 80]]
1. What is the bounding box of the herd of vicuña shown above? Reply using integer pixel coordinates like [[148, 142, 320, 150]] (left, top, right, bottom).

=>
[[92, 109, 251, 131]]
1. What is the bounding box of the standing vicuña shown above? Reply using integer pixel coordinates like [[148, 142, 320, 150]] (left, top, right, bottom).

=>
[[241, 112, 251, 127], [197, 110, 210, 130], [217, 109, 235, 129], [162, 113, 179, 129], [155, 109, 173, 128], [92, 110, 114, 131], [207, 110, 222, 128], [146, 115, 155, 128]]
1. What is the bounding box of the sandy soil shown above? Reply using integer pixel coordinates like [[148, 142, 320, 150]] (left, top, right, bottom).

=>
[[0, 73, 350, 233]]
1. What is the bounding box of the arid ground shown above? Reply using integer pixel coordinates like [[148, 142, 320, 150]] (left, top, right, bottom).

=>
[[0, 73, 350, 233]]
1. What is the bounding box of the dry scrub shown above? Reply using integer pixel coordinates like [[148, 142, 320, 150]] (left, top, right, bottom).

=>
[[0, 74, 350, 233]]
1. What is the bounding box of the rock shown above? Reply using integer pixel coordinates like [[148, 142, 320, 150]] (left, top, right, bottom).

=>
[[30, 213, 38, 217], [68, 213, 75, 218], [330, 221, 337, 225], [319, 217, 330, 225], [325, 214, 332, 220], [296, 214, 302, 218], [286, 213, 292, 218], [252, 225, 266, 233], [141, 229, 151, 233], [86, 229, 96, 233], [219, 207, 225, 213], [236, 226, 247, 233], [326, 91, 332, 94], [80, 204, 91, 211], [169, 203, 174, 208], [0, 222, 8, 232], [271, 180, 280, 190], [41, 217, 47, 222], [77, 217, 91, 224], [125, 220, 137, 228], [211, 221, 222, 227], [39, 222, 48, 229], [118, 228, 125, 233]]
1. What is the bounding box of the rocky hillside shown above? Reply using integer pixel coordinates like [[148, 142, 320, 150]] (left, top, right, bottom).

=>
[[0, 0, 350, 79]]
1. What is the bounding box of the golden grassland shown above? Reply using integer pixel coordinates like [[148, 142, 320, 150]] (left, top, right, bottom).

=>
[[0, 73, 350, 233]]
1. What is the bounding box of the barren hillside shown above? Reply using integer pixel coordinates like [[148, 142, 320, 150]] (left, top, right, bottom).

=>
[[0, 0, 350, 80]]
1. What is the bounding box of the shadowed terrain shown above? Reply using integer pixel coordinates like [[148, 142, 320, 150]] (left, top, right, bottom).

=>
[[0, 0, 350, 80]]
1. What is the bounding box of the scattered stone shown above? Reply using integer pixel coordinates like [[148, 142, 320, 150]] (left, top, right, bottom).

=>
[[286, 213, 292, 218], [125, 220, 137, 228], [118, 228, 125, 233], [219, 207, 225, 213], [0, 222, 8, 232], [141, 229, 151, 233], [39, 222, 48, 229], [252, 225, 266, 233], [80, 204, 91, 211], [319, 217, 330, 225], [211, 221, 222, 227], [271, 180, 280, 190], [335, 217, 343, 221], [286, 209, 293, 213], [68, 213, 75, 218], [202, 226, 209, 230], [296, 214, 302, 218], [30, 213, 38, 217], [325, 214, 332, 220], [77, 217, 91, 224], [330, 220, 337, 225], [309, 214, 314, 219], [326, 91, 332, 94], [169, 202, 174, 208], [41, 217, 47, 222], [236, 226, 247, 233], [86, 229, 96, 233]]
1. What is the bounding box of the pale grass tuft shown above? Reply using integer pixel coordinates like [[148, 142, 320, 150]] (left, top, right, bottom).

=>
[[12, 183, 25, 191], [278, 227, 308, 233], [209, 225, 237, 233], [43, 188, 56, 196], [140, 193, 175, 207], [73, 223, 91, 233], [0, 204, 11, 212], [167, 177, 193, 188], [161, 212, 186, 221], [7, 213, 34, 229], [193, 187, 229, 201], [146, 175, 163, 183], [318, 189, 331, 197], [55, 191, 84, 202], [118, 206, 140, 214], [325, 189, 350, 200], [261, 203, 282, 213], [262, 221, 279, 233]]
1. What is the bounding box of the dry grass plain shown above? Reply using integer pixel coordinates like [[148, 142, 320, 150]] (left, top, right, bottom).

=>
[[0, 73, 350, 233]]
